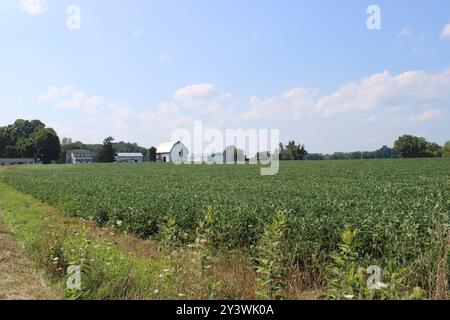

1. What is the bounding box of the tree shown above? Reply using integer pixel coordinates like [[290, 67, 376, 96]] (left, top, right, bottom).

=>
[[361, 151, 374, 159], [394, 135, 442, 158], [442, 141, 450, 157], [61, 137, 73, 145], [32, 128, 61, 164], [279, 141, 308, 160], [394, 135, 429, 158], [11, 119, 45, 141], [373, 145, 396, 159], [148, 147, 157, 162], [16, 138, 37, 158], [97, 137, 116, 163], [349, 151, 363, 160], [329, 152, 347, 160], [0, 120, 60, 162], [0, 127, 11, 157], [425, 142, 442, 157]]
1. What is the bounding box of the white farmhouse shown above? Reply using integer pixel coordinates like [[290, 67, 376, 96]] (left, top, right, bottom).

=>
[[115, 153, 144, 163], [156, 141, 188, 163], [66, 150, 95, 164]]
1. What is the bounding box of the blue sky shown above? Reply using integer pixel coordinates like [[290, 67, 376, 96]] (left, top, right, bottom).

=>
[[1, 0, 449, 153]]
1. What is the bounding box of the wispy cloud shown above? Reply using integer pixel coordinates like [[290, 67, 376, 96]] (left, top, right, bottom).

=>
[[397, 27, 425, 55], [174, 83, 216, 108], [440, 24, 450, 39], [38, 86, 101, 110], [37, 86, 75, 102], [19, 0, 48, 15], [398, 27, 418, 38], [409, 108, 442, 123]]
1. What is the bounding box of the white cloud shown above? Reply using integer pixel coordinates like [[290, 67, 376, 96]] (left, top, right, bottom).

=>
[[38, 86, 106, 110], [409, 108, 442, 123], [440, 24, 450, 39], [57, 91, 87, 109], [174, 83, 216, 107], [85, 96, 105, 107], [158, 101, 180, 116], [175, 83, 215, 100], [19, 0, 48, 15], [37, 85, 75, 102], [313, 69, 450, 117]]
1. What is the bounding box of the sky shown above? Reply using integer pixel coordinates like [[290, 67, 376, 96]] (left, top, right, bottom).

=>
[[0, 0, 449, 153]]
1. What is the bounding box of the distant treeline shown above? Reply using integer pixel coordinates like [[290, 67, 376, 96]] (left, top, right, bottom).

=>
[[306, 145, 398, 161], [305, 135, 449, 160], [1, 119, 449, 163]]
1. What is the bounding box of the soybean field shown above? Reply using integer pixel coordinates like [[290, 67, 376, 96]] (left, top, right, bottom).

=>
[[1, 159, 449, 298]]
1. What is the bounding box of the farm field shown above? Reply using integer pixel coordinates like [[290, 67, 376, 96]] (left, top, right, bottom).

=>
[[0, 159, 449, 299]]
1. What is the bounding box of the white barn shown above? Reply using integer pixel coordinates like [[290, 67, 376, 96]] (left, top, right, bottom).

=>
[[156, 141, 188, 163], [115, 153, 144, 163]]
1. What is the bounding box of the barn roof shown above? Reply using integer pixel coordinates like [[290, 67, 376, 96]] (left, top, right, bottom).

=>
[[116, 153, 144, 157], [157, 141, 179, 154]]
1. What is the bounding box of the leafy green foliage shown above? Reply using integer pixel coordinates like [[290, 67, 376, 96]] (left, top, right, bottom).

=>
[[0, 119, 60, 163], [1, 159, 449, 298], [255, 210, 288, 300], [326, 228, 427, 300], [97, 137, 116, 163], [443, 141, 450, 157], [279, 141, 307, 160], [394, 135, 441, 158], [148, 147, 157, 162]]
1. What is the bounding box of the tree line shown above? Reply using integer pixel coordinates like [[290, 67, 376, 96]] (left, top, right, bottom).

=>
[[1, 120, 449, 164], [304, 135, 449, 161]]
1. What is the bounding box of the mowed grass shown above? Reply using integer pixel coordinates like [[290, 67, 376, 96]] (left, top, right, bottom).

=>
[[1, 159, 449, 298]]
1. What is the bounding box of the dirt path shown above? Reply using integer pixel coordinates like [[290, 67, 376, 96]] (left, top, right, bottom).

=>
[[0, 221, 60, 300]]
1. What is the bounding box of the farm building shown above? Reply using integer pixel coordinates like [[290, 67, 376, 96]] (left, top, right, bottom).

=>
[[115, 153, 144, 163], [0, 158, 35, 166], [207, 152, 225, 164], [156, 141, 188, 163], [66, 150, 95, 164]]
